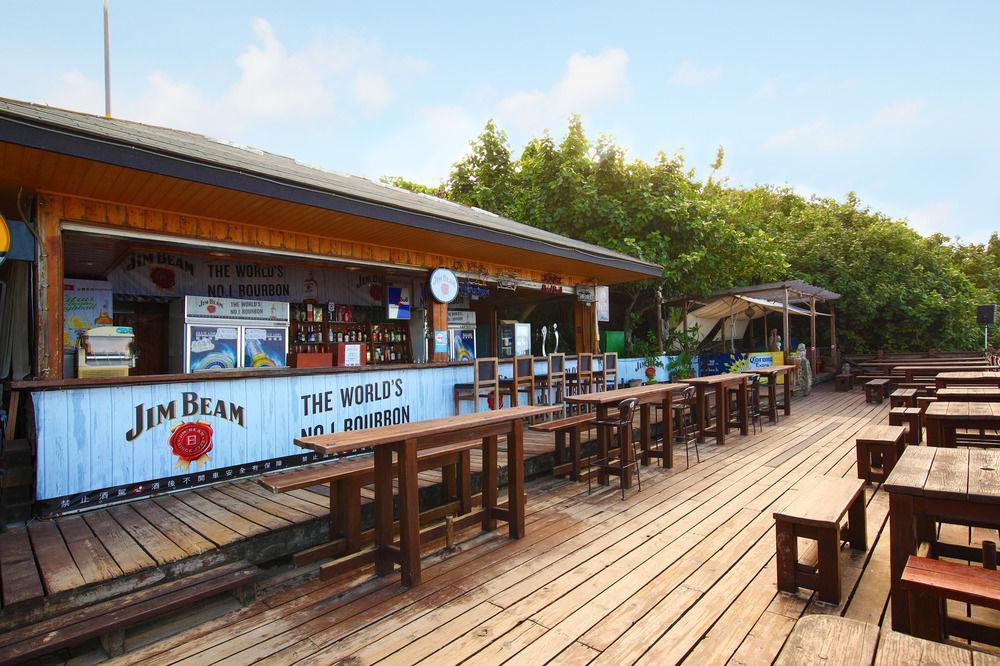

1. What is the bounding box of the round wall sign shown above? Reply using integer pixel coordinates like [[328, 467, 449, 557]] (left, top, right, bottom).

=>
[[429, 268, 459, 304]]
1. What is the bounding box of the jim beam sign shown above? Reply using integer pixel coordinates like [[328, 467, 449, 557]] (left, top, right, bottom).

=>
[[126, 391, 246, 470]]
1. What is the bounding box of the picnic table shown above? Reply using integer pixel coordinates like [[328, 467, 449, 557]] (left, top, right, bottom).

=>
[[294, 404, 559, 587], [923, 401, 1000, 447], [565, 383, 686, 484], [935, 370, 1000, 389], [936, 387, 1000, 402], [894, 363, 992, 383], [741, 364, 795, 422], [682, 373, 750, 445], [884, 446, 1000, 634]]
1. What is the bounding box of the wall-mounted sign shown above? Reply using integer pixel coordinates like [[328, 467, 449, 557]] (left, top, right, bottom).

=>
[[447, 310, 477, 326], [575, 284, 597, 303], [540, 273, 563, 294], [0, 213, 9, 267], [386, 283, 411, 320], [460, 281, 491, 298], [429, 268, 459, 303], [596, 285, 610, 322]]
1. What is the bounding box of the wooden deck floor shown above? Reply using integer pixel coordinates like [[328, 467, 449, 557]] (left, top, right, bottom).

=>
[[0, 429, 563, 620], [94, 382, 998, 665]]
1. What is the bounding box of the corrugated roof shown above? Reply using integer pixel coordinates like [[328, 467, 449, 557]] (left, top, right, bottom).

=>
[[0, 97, 661, 278]]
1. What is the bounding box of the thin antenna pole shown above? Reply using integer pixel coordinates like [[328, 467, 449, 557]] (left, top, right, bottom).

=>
[[103, 0, 111, 118]]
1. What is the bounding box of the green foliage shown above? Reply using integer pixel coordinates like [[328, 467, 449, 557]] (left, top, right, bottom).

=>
[[396, 118, 996, 354]]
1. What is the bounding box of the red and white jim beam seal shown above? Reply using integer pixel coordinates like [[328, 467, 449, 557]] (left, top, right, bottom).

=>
[[169, 419, 214, 470]]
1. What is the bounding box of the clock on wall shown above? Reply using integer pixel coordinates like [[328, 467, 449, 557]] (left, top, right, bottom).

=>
[[429, 267, 459, 304]]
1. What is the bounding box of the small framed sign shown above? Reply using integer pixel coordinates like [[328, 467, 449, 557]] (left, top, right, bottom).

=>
[[575, 284, 597, 303]]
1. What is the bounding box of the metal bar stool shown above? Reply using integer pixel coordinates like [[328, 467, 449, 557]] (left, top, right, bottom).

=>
[[728, 374, 763, 435], [588, 398, 640, 499]]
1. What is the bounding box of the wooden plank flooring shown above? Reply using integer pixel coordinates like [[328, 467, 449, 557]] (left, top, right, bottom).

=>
[[103, 384, 1000, 664], [0, 429, 562, 612]]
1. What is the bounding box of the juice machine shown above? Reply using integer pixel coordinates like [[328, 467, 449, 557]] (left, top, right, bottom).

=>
[[77, 326, 137, 378]]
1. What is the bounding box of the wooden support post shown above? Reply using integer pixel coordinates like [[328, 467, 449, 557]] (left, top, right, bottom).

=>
[[428, 292, 449, 363], [36, 196, 64, 379], [655, 288, 664, 353], [810, 296, 818, 374], [829, 303, 839, 370], [782, 287, 790, 364]]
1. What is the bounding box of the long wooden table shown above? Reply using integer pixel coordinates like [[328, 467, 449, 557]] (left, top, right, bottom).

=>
[[741, 364, 795, 422], [895, 363, 992, 383], [924, 401, 1000, 447], [565, 382, 687, 486], [935, 370, 1000, 389], [935, 387, 1000, 402], [682, 373, 750, 445], [294, 404, 559, 587], [885, 447, 1000, 634]]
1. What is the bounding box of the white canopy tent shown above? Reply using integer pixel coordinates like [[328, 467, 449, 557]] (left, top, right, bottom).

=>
[[680, 295, 827, 348]]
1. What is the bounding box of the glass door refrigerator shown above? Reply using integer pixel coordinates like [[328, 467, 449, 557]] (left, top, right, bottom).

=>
[[170, 296, 290, 373], [447, 310, 477, 361], [498, 321, 531, 358]]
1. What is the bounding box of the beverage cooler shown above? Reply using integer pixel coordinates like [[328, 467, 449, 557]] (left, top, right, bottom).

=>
[[498, 321, 531, 359], [170, 296, 290, 373], [447, 310, 477, 361]]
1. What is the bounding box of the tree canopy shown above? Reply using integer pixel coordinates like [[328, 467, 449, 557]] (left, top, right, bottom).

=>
[[389, 117, 998, 353]]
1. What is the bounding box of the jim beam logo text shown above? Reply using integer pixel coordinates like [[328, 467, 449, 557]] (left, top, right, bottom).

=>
[[126, 392, 246, 470]]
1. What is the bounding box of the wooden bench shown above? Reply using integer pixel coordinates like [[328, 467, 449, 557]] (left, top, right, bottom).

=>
[[260, 441, 477, 564], [890, 387, 918, 408], [901, 554, 1000, 645], [774, 475, 867, 604], [0, 560, 259, 662], [889, 406, 922, 446], [835, 373, 853, 392], [855, 424, 906, 483], [865, 378, 891, 403], [530, 413, 595, 481]]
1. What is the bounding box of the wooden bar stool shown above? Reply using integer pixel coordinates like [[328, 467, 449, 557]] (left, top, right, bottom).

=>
[[536, 353, 566, 414], [503, 355, 536, 407], [569, 353, 595, 399], [453, 357, 500, 414], [594, 352, 618, 391], [587, 398, 640, 499], [672, 385, 700, 468]]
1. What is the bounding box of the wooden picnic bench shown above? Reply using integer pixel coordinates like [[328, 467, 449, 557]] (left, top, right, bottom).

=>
[[935, 370, 1000, 389], [528, 410, 616, 481], [774, 475, 867, 604], [865, 378, 891, 403], [856, 424, 906, 483], [566, 383, 686, 485], [295, 404, 558, 587], [902, 554, 1000, 645], [0, 560, 259, 662], [835, 373, 853, 391], [890, 387, 918, 408], [885, 447, 1000, 634], [936, 386, 1000, 401], [924, 401, 1000, 447], [259, 440, 478, 565], [775, 614, 1000, 665]]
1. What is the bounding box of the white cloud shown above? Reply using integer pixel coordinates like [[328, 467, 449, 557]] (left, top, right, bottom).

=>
[[872, 100, 924, 128], [907, 202, 952, 236], [496, 48, 629, 133], [766, 100, 925, 154], [670, 59, 722, 86], [38, 18, 428, 136]]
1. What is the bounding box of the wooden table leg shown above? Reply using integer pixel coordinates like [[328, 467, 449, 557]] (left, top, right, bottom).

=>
[[640, 404, 651, 466], [374, 444, 395, 577], [570, 428, 581, 481], [738, 380, 749, 436], [397, 438, 421, 587], [715, 384, 727, 445], [888, 491, 916, 632], [662, 394, 674, 469], [598, 404, 610, 485], [483, 435, 498, 531], [769, 381, 778, 423], [926, 416, 941, 447], [695, 385, 706, 443], [554, 430, 565, 472], [783, 372, 792, 416], [508, 419, 526, 538], [847, 493, 868, 551]]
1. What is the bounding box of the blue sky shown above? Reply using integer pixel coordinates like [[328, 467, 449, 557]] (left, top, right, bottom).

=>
[[3, 1, 998, 241]]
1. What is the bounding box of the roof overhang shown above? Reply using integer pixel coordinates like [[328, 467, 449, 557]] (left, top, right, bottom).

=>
[[0, 99, 661, 284]]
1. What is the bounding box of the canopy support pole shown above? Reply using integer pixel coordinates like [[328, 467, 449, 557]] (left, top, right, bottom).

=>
[[682, 300, 688, 334], [829, 303, 838, 370], [655, 288, 664, 353], [810, 296, 817, 373], [782, 287, 790, 364]]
